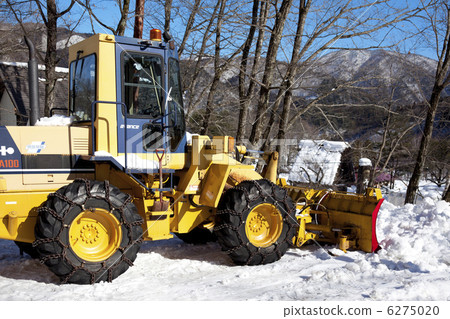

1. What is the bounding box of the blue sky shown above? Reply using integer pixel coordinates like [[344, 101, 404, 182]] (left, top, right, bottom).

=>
[[62, 0, 439, 61]]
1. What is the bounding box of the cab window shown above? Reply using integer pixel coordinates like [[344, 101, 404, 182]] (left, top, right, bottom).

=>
[[123, 53, 163, 117], [69, 54, 96, 121]]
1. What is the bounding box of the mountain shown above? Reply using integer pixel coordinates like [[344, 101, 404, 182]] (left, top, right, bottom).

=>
[[181, 49, 448, 140]]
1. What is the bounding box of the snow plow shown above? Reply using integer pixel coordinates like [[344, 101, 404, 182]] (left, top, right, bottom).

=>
[[0, 32, 383, 284]]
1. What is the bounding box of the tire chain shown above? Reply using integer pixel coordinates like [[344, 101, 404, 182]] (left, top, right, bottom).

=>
[[214, 179, 298, 265], [33, 178, 144, 284]]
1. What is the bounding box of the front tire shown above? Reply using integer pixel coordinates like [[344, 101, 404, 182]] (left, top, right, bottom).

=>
[[214, 179, 297, 265], [33, 179, 143, 284]]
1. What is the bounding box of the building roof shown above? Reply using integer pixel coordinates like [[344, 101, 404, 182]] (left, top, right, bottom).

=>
[[285, 139, 351, 186]]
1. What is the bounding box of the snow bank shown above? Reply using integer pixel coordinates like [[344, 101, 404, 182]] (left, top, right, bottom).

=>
[[288, 140, 349, 185], [383, 180, 445, 206], [377, 199, 450, 272], [35, 115, 73, 126]]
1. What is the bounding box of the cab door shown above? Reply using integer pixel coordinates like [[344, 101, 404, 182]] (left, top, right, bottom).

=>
[[115, 43, 167, 170]]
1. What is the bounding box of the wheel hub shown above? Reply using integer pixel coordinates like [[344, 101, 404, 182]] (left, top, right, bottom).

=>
[[69, 208, 122, 262], [245, 203, 283, 248], [80, 224, 100, 244], [248, 214, 269, 234]]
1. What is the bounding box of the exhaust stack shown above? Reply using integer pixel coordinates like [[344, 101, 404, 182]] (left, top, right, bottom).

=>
[[24, 36, 40, 126]]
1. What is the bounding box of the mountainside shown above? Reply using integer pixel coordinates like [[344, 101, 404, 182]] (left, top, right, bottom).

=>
[[311, 49, 443, 103], [181, 49, 447, 141], [184, 49, 442, 104]]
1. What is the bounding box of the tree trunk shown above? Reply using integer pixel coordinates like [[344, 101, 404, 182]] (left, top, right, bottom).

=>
[[443, 177, 450, 202], [184, 1, 221, 118], [178, 0, 201, 57], [405, 88, 445, 204], [164, 0, 173, 32], [116, 0, 131, 36], [43, 0, 57, 117], [236, 0, 259, 143], [249, 0, 293, 147], [405, 6, 450, 204], [275, 0, 310, 163], [133, 0, 145, 39], [200, 0, 227, 135]]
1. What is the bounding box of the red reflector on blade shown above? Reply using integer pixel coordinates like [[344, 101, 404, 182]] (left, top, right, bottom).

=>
[[371, 198, 384, 252]]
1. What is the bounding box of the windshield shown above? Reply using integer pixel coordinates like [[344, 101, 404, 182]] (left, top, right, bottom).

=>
[[69, 54, 96, 121], [123, 53, 163, 117]]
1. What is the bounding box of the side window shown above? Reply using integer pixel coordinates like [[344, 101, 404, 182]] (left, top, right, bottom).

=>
[[168, 58, 186, 151], [69, 54, 96, 121], [123, 53, 163, 117]]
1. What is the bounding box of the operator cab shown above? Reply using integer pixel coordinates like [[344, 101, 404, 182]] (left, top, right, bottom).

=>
[[68, 31, 186, 170]]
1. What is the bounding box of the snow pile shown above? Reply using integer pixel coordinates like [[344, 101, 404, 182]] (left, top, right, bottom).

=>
[[94, 151, 159, 170], [359, 157, 372, 166], [377, 199, 450, 272], [35, 115, 73, 126], [288, 140, 349, 185]]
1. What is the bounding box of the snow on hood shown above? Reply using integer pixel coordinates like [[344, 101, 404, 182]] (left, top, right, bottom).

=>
[[287, 140, 349, 185], [186, 131, 199, 145], [35, 115, 74, 126]]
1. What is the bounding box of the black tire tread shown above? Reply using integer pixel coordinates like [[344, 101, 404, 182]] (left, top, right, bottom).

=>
[[214, 179, 297, 266], [33, 179, 143, 284]]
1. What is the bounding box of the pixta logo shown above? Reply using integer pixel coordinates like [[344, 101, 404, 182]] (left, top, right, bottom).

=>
[[0, 146, 15, 156]]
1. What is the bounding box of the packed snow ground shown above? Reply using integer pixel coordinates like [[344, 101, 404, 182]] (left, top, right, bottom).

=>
[[0, 182, 448, 301]]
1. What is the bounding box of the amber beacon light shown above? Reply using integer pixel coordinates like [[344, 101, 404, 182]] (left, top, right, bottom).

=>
[[150, 29, 162, 41]]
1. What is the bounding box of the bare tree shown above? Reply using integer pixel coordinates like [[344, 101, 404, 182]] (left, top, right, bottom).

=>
[[76, 0, 132, 36], [5, 0, 76, 116], [405, 1, 450, 204], [248, 0, 293, 146], [177, 0, 201, 57], [34, 0, 75, 116], [164, 0, 173, 32], [243, 1, 423, 151], [200, 0, 227, 135], [236, 0, 268, 143]]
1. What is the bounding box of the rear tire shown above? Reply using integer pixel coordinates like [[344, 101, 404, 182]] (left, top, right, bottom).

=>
[[33, 179, 143, 284], [214, 179, 297, 265]]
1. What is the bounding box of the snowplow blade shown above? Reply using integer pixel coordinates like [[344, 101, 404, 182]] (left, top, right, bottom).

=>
[[285, 186, 384, 253]]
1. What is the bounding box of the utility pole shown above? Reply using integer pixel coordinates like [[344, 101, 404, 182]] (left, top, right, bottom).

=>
[[133, 0, 145, 39]]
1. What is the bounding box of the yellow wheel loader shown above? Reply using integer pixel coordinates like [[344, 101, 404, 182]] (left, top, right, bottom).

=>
[[0, 31, 384, 284]]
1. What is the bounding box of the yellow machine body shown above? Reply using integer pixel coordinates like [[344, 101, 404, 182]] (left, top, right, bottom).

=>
[[0, 32, 384, 274]]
